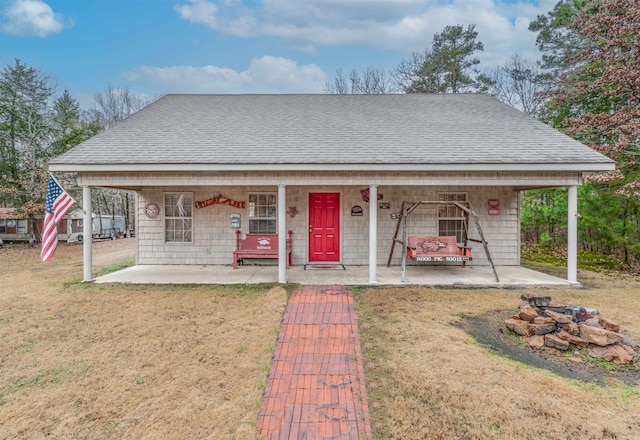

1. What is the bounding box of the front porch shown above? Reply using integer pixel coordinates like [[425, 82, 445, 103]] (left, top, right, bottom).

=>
[[94, 264, 571, 287]]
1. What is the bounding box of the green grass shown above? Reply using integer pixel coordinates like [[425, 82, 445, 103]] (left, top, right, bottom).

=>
[[96, 258, 135, 277], [282, 283, 302, 296], [223, 284, 272, 298], [61, 278, 83, 287], [565, 378, 640, 404], [104, 422, 119, 436], [521, 245, 626, 274], [575, 348, 638, 373], [485, 349, 533, 370], [1, 366, 68, 400]]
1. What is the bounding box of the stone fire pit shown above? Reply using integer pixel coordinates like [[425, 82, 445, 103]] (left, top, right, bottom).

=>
[[505, 294, 638, 366]]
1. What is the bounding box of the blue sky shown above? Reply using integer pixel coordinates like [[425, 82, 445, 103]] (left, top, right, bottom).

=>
[[0, 0, 556, 108]]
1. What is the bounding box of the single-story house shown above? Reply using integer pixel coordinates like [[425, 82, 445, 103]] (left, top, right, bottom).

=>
[[48, 94, 615, 284]]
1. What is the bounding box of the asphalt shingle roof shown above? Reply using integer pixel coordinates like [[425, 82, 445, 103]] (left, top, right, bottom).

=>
[[50, 94, 614, 168]]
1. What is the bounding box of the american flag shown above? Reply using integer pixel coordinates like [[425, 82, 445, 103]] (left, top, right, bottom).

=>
[[41, 175, 76, 262]]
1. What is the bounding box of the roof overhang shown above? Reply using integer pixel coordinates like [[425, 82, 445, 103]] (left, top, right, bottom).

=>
[[49, 162, 616, 173]]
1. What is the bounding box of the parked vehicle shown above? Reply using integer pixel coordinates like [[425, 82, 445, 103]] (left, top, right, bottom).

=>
[[68, 216, 128, 242], [92, 215, 126, 239]]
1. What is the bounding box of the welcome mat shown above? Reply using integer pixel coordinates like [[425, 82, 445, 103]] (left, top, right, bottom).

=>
[[303, 264, 346, 270]]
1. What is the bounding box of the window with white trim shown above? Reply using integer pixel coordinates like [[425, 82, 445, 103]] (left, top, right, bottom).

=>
[[17, 219, 27, 234], [248, 193, 277, 234], [164, 193, 193, 242], [437, 193, 467, 243]]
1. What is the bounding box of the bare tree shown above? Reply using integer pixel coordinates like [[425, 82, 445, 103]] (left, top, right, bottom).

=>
[[92, 86, 161, 236], [393, 50, 431, 92], [487, 53, 550, 116], [93, 86, 158, 126], [324, 67, 396, 94]]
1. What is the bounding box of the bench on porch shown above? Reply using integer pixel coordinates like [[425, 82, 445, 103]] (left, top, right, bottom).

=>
[[406, 235, 472, 263], [233, 230, 292, 269]]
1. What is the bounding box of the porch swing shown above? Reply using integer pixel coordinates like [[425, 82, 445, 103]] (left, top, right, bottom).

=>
[[387, 200, 499, 282]]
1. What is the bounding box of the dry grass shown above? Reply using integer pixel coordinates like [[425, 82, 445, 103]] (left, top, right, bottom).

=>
[[3, 240, 640, 439], [0, 240, 287, 440], [355, 272, 640, 439]]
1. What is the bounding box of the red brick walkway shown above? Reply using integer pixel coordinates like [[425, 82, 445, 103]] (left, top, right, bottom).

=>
[[257, 285, 372, 439]]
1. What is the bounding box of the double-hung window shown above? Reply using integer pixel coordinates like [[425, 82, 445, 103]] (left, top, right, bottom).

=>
[[437, 193, 467, 243], [165, 193, 193, 242], [248, 193, 276, 234]]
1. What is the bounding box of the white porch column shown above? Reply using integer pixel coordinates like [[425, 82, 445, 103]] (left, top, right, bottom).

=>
[[369, 185, 378, 283], [278, 184, 287, 284], [82, 186, 93, 282], [567, 185, 578, 284]]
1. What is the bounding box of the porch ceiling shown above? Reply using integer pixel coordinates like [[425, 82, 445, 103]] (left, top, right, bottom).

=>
[[74, 170, 585, 190]]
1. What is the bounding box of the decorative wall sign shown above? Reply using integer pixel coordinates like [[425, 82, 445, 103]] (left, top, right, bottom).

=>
[[488, 199, 500, 215], [144, 202, 160, 218], [230, 213, 241, 229], [287, 206, 298, 218], [378, 203, 390, 209], [360, 188, 383, 202], [351, 205, 364, 216], [195, 194, 245, 209]]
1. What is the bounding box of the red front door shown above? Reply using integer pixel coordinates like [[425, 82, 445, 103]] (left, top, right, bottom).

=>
[[309, 193, 340, 262]]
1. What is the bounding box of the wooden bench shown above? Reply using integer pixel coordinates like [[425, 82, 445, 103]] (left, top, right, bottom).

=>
[[233, 230, 292, 269], [406, 235, 472, 262]]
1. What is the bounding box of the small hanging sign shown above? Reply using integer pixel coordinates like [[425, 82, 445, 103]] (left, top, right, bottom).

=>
[[230, 213, 241, 229], [360, 188, 383, 202], [488, 199, 500, 215], [351, 206, 364, 216], [144, 202, 160, 218]]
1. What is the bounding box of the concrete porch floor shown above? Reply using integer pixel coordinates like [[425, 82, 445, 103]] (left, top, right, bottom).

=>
[[94, 264, 572, 287]]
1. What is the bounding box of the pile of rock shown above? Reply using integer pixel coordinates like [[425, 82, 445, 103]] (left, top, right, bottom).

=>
[[504, 293, 637, 366]]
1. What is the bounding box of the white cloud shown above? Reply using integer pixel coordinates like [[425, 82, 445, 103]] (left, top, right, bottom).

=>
[[121, 55, 328, 94], [173, 0, 556, 68], [0, 0, 69, 37], [175, 0, 256, 37]]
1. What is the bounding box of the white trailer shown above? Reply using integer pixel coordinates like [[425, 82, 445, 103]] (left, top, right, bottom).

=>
[[93, 215, 126, 239]]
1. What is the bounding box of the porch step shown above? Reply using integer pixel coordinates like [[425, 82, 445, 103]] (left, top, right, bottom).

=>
[[304, 264, 346, 270]]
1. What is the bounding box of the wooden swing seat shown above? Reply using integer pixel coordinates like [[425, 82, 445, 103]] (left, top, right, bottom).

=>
[[406, 235, 472, 262]]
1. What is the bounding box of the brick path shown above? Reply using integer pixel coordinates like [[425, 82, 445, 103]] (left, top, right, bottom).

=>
[[257, 285, 372, 439]]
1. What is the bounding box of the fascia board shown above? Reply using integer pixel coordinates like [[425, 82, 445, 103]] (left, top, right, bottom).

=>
[[49, 162, 616, 173]]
